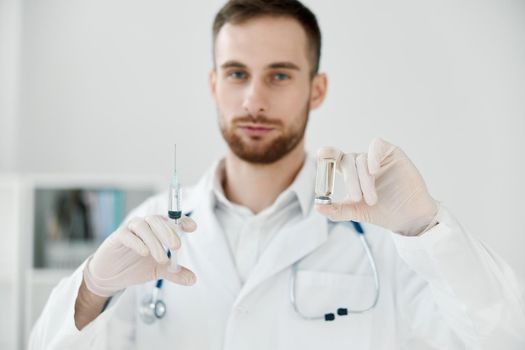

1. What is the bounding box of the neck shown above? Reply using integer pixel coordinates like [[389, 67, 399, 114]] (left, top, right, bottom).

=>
[[222, 141, 305, 214]]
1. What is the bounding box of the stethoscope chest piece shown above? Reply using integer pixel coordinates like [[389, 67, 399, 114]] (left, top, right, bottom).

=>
[[139, 290, 167, 324], [154, 299, 167, 318]]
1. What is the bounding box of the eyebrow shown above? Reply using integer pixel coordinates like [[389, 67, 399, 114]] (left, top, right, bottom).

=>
[[220, 60, 301, 71], [220, 60, 246, 69]]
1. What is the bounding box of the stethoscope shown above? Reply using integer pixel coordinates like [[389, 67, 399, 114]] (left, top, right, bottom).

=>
[[138, 213, 380, 324], [290, 220, 380, 322], [139, 278, 167, 324], [138, 251, 170, 324]]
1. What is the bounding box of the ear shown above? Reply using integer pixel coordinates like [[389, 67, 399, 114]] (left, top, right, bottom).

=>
[[309, 73, 328, 111], [208, 69, 217, 100]]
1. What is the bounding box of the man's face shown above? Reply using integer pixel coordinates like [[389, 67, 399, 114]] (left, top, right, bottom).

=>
[[210, 16, 326, 164]]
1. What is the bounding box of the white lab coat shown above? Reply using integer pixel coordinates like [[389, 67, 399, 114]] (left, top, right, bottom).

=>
[[30, 160, 525, 349]]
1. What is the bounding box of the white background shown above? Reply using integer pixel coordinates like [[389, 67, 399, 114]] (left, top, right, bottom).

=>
[[0, 0, 524, 347]]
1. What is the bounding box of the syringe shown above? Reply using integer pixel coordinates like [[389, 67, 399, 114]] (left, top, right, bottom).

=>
[[167, 144, 182, 271]]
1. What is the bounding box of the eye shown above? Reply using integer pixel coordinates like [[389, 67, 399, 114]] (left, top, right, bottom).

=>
[[228, 71, 247, 80], [273, 72, 290, 81]]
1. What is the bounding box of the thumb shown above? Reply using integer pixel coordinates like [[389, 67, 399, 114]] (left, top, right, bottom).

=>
[[156, 265, 197, 286], [368, 137, 397, 175], [315, 202, 361, 222]]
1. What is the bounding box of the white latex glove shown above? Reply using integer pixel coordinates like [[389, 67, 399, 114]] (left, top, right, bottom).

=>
[[315, 138, 439, 236], [83, 215, 197, 297]]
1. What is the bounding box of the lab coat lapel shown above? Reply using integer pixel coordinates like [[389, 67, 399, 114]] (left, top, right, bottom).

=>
[[184, 175, 242, 301], [236, 210, 328, 303]]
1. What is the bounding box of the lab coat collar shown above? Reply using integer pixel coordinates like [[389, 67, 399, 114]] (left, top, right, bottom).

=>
[[183, 175, 243, 300], [209, 153, 316, 218], [287, 153, 316, 216]]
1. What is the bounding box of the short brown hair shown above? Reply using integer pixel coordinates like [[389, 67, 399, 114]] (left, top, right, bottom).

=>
[[212, 0, 322, 77]]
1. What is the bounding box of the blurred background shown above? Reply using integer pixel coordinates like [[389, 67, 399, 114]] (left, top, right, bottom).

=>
[[0, 0, 524, 348]]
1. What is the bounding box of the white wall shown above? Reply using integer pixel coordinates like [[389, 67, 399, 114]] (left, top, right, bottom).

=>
[[0, 0, 21, 172], [16, 0, 227, 180], [0, 1, 22, 348], [9, 0, 525, 285]]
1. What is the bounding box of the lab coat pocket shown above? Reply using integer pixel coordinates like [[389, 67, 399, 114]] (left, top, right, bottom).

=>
[[294, 270, 377, 317], [282, 270, 376, 349]]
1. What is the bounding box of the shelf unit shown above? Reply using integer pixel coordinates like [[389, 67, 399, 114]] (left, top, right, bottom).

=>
[[0, 173, 163, 350]]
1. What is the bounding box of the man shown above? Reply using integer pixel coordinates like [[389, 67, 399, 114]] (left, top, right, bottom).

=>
[[30, 0, 525, 349]]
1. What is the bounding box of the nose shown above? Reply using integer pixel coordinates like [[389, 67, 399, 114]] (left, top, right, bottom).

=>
[[242, 80, 269, 117]]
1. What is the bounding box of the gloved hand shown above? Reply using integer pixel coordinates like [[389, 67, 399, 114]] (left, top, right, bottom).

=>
[[315, 138, 439, 236], [83, 215, 197, 297]]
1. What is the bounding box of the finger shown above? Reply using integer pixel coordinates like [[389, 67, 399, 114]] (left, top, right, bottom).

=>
[[368, 137, 397, 175], [356, 153, 378, 206], [128, 218, 169, 264], [315, 202, 360, 222], [167, 216, 197, 233], [317, 146, 344, 161], [145, 215, 180, 251], [116, 228, 149, 256], [164, 215, 197, 233], [156, 265, 196, 286], [179, 216, 197, 232], [317, 146, 344, 174], [339, 153, 363, 203]]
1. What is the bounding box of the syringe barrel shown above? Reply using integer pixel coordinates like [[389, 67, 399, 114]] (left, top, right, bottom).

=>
[[168, 183, 182, 220]]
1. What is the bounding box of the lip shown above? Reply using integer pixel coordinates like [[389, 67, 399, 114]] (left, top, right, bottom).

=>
[[238, 124, 275, 136]]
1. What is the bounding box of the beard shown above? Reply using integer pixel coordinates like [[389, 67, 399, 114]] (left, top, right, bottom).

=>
[[218, 103, 310, 164]]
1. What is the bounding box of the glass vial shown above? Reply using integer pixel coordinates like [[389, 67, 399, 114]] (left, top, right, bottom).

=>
[[315, 157, 336, 204]]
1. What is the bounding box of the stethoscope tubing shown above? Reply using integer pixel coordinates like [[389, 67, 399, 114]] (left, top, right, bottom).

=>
[[141, 218, 380, 323], [289, 221, 380, 321]]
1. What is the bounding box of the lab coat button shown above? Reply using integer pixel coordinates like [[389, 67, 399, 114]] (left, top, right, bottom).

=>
[[234, 306, 248, 316]]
